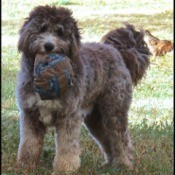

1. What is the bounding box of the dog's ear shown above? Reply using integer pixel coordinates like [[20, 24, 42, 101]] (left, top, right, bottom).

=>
[[69, 34, 80, 63], [18, 32, 28, 52], [18, 21, 31, 53]]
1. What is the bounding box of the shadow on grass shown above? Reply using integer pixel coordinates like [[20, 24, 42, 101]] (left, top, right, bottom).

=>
[[2, 114, 173, 175]]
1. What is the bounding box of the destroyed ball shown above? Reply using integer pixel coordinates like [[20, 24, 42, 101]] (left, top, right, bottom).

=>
[[34, 53, 74, 100]]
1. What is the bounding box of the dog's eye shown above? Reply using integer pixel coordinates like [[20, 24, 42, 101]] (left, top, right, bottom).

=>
[[57, 26, 64, 36], [40, 25, 47, 33], [57, 29, 63, 36]]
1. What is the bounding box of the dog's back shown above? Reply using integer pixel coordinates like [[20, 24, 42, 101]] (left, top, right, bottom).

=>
[[79, 42, 132, 99]]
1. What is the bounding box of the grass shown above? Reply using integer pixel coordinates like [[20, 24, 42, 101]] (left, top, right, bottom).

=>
[[2, 0, 173, 174]]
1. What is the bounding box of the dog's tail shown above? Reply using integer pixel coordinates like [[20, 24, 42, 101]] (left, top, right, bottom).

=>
[[101, 23, 151, 86]]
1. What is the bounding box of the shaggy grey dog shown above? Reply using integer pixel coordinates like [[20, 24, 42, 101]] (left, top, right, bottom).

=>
[[16, 5, 150, 173]]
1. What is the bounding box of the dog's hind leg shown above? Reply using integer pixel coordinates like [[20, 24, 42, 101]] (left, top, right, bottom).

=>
[[84, 81, 132, 169], [102, 111, 133, 169], [17, 109, 46, 171], [53, 115, 82, 173], [84, 105, 113, 163], [84, 104, 133, 169], [97, 83, 133, 169]]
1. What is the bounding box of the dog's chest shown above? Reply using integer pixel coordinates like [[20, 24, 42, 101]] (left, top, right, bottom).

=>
[[26, 94, 63, 126], [37, 97, 62, 125]]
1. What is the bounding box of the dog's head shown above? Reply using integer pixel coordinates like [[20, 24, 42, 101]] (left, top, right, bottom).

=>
[[18, 5, 80, 63]]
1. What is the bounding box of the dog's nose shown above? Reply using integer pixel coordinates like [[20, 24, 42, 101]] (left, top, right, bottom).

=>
[[44, 42, 54, 52]]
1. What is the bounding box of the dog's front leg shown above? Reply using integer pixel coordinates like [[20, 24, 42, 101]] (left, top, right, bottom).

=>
[[53, 115, 82, 173], [17, 110, 46, 171]]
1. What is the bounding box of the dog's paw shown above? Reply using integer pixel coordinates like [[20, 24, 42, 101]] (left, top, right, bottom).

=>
[[15, 160, 39, 173], [122, 159, 133, 170], [112, 156, 134, 170], [53, 154, 80, 173]]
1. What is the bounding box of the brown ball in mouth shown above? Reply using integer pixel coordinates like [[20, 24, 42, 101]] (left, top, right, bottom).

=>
[[34, 53, 74, 100]]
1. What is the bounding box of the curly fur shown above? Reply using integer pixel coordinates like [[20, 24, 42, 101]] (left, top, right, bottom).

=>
[[101, 24, 151, 85], [16, 5, 150, 173]]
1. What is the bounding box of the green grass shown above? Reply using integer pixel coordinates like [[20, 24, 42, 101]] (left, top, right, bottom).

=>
[[2, 0, 173, 174]]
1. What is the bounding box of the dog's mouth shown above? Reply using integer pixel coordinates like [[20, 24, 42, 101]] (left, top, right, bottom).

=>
[[36, 51, 58, 55], [35, 47, 66, 56]]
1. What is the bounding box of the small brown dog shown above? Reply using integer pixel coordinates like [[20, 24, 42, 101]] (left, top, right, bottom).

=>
[[16, 5, 150, 173], [144, 30, 173, 62]]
